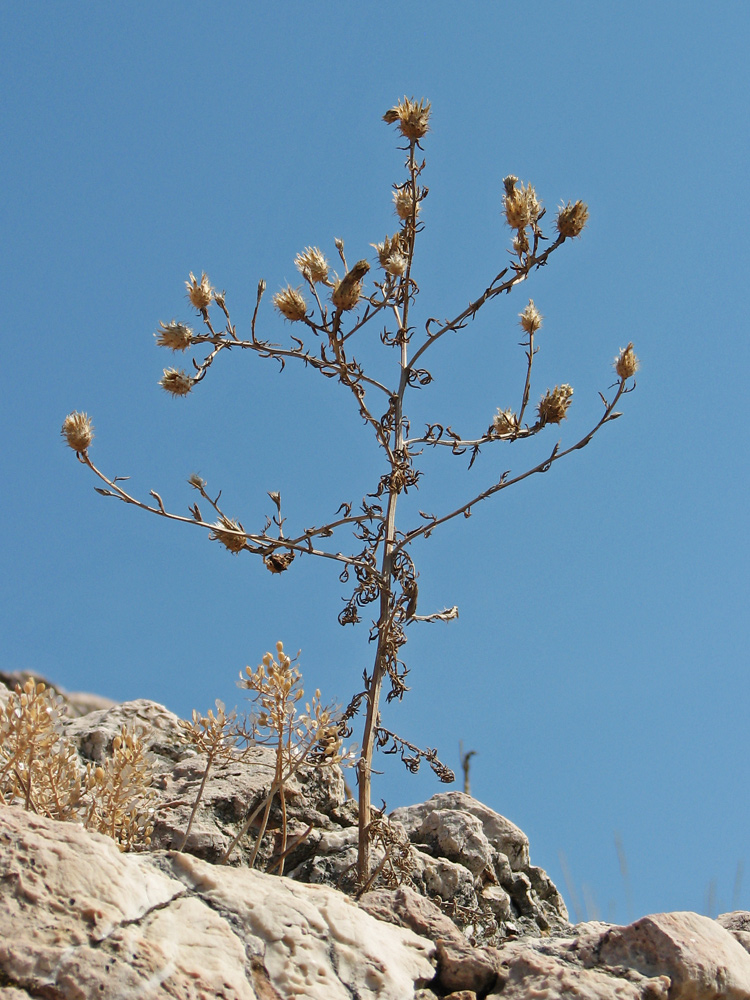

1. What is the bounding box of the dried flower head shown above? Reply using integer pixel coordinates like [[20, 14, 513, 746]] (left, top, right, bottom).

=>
[[332, 259, 370, 311], [493, 408, 519, 437], [538, 384, 574, 425], [393, 188, 420, 222], [294, 247, 331, 285], [264, 551, 295, 574], [61, 411, 94, 452], [384, 252, 408, 277], [186, 271, 213, 311], [503, 178, 541, 231], [556, 200, 589, 239], [615, 342, 639, 380], [273, 285, 308, 322], [188, 473, 206, 490], [155, 320, 194, 352], [209, 516, 247, 554], [383, 97, 431, 142], [519, 300, 543, 334], [159, 368, 193, 397]]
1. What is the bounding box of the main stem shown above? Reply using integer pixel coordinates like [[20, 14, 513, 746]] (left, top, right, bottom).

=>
[[356, 140, 417, 882]]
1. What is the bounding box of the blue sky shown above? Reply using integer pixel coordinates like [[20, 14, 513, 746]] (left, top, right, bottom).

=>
[[3, 2, 749, 923]]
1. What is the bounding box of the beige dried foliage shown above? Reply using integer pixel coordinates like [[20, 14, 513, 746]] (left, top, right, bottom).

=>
[[493, 408, 519, 438], [519, 299, 543, 334], [156, 320, 194, 351], [209, 515, 247, 553], [383, 96, 431, 141], [61, 411, 94, 453], [0, 679, 155, 851], [273, 285, 308, 322], [556, 200, 589, 238], [294, 246, 331, 285], [538, 384, 574, 425], [159, 368, 194, 396], [186, 271, 214, 310], [82, 725, 157, 851], [615, 342, 640, 380], [220, 641, 352, 871], [177, 700, 243, 852]]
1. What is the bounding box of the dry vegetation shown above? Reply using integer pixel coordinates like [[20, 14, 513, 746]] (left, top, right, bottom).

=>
[[62, 97, 638, 883]]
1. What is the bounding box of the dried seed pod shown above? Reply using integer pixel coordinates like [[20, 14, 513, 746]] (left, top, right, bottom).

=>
[[61, 411, 94, 452]]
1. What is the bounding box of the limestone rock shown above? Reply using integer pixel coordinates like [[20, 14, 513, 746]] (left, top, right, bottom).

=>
[[598, 911, 750, 999], [0, 806, 435, 1000], [390, 791, 567, 941]]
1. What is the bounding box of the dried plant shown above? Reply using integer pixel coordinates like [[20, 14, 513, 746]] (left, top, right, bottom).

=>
[[176, 699, 243, 852], [63, 96, 638, 882], [0, 679, 156, 850], [218, 641, 352, 871]]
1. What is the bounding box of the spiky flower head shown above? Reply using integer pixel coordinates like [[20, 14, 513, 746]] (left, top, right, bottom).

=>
[[273, 285, 308, 322], [383, 97, 431, 142], [294, 247, 331, 285], [393, 187, 420, 221], [615, 342, 639, 380], [155, 320, 194, 352], [384, 252, 408, 277], [209, 516, 246, 554], [503, 178, 541, 230], [159, 368, 193, 397], [372, 233, 408, 276], [332, 259, 370, 311], [519, 300, 543, 334], [556, 201, 589, 239], [538, 384, 574, 425], [61, 411, 94, 452], [186, 272, 213, 311], [493, 408, 519, 437]]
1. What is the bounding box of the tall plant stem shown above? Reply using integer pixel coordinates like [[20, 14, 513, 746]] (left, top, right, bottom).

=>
[[356, 139, 418, 881]]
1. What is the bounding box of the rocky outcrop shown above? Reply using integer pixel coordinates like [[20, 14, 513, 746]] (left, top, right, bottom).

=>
[[3, 678, 750, 999]]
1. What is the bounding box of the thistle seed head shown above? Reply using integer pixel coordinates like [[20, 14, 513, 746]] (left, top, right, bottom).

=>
[[384, 252, 408, 277], [538, 384, 574, 425], [186, 271, 213, 311], [209, 516, 247, 554], [188, 473, 206, 490], [615, 342, 640, 379], [273, 285, 308, 322], [556, 200, 589, 239], [519, 299, 543, 334], [332, 260, 370, 311], [493, 408, 519, 437], [61, 411, 94, 453], [503, 179, 540, 230], [372, 233, 406, 270], [383, 97, 431, 142], [155, 320, 194, 352], [294, 247, 331, 285], [159, 368, 194, 397], [393, 188, 420, 221]]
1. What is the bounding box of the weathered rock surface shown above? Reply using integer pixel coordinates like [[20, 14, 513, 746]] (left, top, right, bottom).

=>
[[4, 679, 750, 1000], [0, 807, 435, 999]]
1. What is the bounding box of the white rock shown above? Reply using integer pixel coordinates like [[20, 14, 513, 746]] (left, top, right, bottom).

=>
[[0, 806, 436, 1000]]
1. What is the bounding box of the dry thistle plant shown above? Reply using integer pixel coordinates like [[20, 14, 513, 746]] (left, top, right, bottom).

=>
[[219, 641, 351, 872], [0, 679, 156, 850], [63, 96, 638, 883]]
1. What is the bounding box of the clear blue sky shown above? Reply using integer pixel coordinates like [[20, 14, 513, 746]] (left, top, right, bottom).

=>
[[3, 2, 749, 923]]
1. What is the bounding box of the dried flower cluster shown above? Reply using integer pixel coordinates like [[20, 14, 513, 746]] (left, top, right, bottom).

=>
[[64, 96, 638, 884], [215, 642, 351, 871], [0, 679, 155, 851], [61, 411, 94, 453]]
